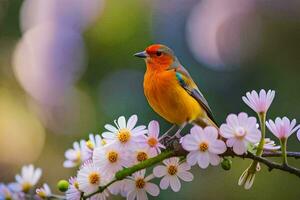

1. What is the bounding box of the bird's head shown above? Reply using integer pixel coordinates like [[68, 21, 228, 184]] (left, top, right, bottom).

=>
[[134, 44, 178, 70]]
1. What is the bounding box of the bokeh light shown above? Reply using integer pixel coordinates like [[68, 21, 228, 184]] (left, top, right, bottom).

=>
[[186, 0, 262, 70], [0, 88, 45, 164], [13, 23, 86, 106], [20, 0, 105, 32]]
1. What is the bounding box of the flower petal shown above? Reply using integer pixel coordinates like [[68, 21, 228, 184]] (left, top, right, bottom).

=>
[[233, 140, 247, 155], [182, 135, 199, 151], [169, 176, 181, 192], [197, 152, 209, 169], [145, 182, 160, 196], [186, 151, 198, 166], [159, 176, 170, 190], [127, 115, 138, 130], [148, 120, 159, 138], [177, 171, 194, 182], [118, 116, 126, 129], [153, 166, 167, 178]]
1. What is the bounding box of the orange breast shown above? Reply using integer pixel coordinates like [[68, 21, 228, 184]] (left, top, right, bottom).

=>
[[143, 69, 204, 125]]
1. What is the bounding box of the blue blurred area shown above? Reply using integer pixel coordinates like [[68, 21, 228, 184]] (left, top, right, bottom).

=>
[[0, 0, 299, 199]]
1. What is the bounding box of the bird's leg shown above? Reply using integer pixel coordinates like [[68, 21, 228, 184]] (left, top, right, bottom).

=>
[[174, 122, 187, 138], [159, 124, 177, 142]]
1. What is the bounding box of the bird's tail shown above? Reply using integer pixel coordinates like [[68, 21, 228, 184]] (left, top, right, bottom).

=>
[[194, 116, 219, 129]]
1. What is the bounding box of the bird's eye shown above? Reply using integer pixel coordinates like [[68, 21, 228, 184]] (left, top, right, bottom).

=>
[[156, 51, 162, 56]]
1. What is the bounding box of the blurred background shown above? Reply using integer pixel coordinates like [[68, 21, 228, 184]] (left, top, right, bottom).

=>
[[0, 0, 299, 199]]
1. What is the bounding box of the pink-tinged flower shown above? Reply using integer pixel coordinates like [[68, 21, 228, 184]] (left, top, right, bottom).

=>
[[153, 157, 193, 192], [102, 115, 147, 150], [77, 161, 109, 195], [220, 113, 261, 155], [35, 183, 51, 199], [66, 177, 81, 200], [266, 117, 300, 139], [64, 140, 87, 168], [133, 148, 156, 164], [142, 120, 165, 156], [93, 144, 132, 178], [297, 129, 300, 142], [182, 126, 227, 169], [124, 170, 159, 200], [109, 180, 129, 197], [254, 138, 280, 151], [0, 184, 14, 200], [242, 89, 275, 113]]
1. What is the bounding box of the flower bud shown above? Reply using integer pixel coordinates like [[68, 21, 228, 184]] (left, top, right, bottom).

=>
[[221, 158, 232, 171], [57, 180, 69, 192]]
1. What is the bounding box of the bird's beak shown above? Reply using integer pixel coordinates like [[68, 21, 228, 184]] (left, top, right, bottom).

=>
[[134, 51, 148, 58]]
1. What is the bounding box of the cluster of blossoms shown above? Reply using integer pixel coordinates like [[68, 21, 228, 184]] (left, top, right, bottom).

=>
[[63, 116, 196, 200], [0, 164, 53, 200], [2, 89, 300, 199]]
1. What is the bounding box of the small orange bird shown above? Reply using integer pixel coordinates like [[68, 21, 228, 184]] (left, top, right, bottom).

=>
[[134, 44, 218, 137]]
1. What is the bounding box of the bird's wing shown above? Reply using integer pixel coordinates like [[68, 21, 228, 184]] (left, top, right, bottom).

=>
[[173, 65, 218, 125]]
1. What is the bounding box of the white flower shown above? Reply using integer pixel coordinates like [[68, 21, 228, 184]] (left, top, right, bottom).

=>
[[124, 170, 159, 200], [266, 117, 300, 140], [93, 144, 132, 178], [254, 138, 280, 151], [35, 184, 51, 199], [220, 113, 261, 155], [142, 120, 165, 156], [182, 126, 227, 169], [77, 161, 108, 195], [15, 165, 42, 193], [153, 157, 193, 192], [66, 177, 81, 200], [102, 115, 147, 150], [83, 134, 107, 160], [242, 89, 275, 113], [64, 140, 87, 168]]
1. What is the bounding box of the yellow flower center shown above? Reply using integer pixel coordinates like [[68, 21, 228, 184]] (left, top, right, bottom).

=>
[[88, 172, 100, 185], [22, 182, 32, 193], [86, 140, 94, 150], [136, 152, 148, 162], [167, 165, 178, 175], [37, 190, 46, 198], [108, 151, 119, 163], [5, 196, 12, 200], [199, 142, 209, 152], [135, 178, 145, 189], [75, 151, 81, 162], [74, 181, 79, 189], [147, 137, 158, 147], [117, 129, 131, 143]]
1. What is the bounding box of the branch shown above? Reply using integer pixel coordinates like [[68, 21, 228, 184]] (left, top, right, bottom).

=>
[[244, 152, 300, 177], [261, 151, 300, 159], [82, 151, 175, 199], [82, 144, 300, 199]]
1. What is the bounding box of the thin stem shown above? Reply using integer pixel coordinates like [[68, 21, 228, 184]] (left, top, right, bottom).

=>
[[256, 112, 266, 156], [247, 112, 266, 173], [280, 138, 288, 165]]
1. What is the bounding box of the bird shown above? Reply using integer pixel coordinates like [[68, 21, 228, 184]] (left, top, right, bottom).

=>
[[134, 44, 218, 137]]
